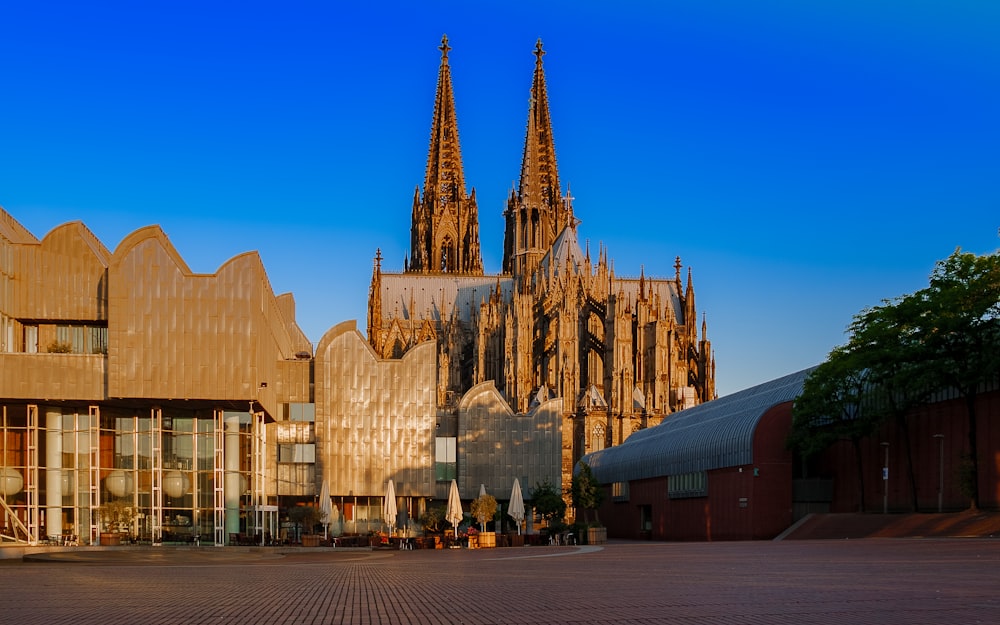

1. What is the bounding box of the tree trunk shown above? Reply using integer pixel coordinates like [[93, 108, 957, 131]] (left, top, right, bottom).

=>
[[965, 391, 980, 510], [852, 437, 867, 513], [896, 413, 919, 512]]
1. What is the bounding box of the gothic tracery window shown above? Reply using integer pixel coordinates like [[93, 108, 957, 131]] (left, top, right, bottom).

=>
[[592, 423, 606, 452]]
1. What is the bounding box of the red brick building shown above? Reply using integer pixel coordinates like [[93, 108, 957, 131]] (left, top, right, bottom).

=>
[[585, 369, 1000, 541]]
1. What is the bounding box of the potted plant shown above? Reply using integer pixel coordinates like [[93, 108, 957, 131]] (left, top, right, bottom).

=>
[[418, 504, 445, 549], [530, 480, 567, 543], [470, 493, 497, 548], [289, 504, 321, 546], [100, 499, 135, 545]]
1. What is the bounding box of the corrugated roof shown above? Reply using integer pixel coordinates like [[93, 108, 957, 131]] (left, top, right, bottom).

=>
[[583, 367, 815, 484]]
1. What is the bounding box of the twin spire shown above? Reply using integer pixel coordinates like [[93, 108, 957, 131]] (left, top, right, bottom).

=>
[[407, 35, 482, 275], [503, 39, 566, 278], [407, 36, 563, 279]]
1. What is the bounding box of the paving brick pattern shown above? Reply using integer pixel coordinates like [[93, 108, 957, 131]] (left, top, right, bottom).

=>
[[1, 540, 999, 624]]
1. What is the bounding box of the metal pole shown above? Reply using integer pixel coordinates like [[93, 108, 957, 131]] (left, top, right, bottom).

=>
[[881, 442, 890, 514], [933, 434, 945, 513]]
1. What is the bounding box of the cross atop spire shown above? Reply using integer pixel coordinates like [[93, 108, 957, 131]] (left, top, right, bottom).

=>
[[534, 38, 546, 62], [440, 34, 451, 61]]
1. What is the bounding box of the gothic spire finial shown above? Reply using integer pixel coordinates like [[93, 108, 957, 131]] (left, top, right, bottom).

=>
[[440, 34, 451, 61], [534, 38, 546, 63]]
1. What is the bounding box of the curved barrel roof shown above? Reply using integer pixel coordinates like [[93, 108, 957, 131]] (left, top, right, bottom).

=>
[[583, 367, 814, 484]]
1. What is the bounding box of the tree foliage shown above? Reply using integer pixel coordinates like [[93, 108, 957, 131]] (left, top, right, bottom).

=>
[[789, 248, 1000, 510], [470, 494, 497, 531], [530, 480, 566, 531], [418, 505, 445, 533], [570, 461, 605, 526]]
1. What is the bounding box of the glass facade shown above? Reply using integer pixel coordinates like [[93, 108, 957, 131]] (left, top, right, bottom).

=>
[[0, 404, 263, 546]]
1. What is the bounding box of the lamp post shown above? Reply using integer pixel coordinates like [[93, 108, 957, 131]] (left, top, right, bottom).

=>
[[881, 442, 890, 514], [933, 434, 945, 513]]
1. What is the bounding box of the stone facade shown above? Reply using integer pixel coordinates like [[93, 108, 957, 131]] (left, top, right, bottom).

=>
[[367, 38, 716, 490]]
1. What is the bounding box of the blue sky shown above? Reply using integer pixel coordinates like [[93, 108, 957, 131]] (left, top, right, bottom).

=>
[[2, 1, 998, 396]]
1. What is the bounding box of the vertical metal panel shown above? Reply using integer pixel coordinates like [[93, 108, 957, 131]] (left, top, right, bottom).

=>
[[457, 385, 562, 498], [315, 323, 435, 499]]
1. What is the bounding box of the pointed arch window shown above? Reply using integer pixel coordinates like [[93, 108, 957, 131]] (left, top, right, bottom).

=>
[[592, 423, 606, 452], [440, 236, 455, 272]]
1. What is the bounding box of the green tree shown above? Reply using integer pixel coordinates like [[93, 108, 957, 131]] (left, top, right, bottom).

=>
[[790, 248, 1000, 511], [530, 480, 566, 532], [914, 249, 1000, 509], [571, 461, 605, 526], [418, 505, 445, 533], [789, 344, 880, 511], [847, 295, 936, 511]]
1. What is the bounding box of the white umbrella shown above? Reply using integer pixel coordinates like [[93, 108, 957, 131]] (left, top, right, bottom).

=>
[[382, 480, 397, 535], [508, 478, 525, 535], [445, 479, 463, 536], [318, 480, 332, 539]]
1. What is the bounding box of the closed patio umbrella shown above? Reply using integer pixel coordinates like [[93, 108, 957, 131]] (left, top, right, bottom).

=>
[[319, 480, 332, 539], [508, 478, 525, 535], [445, 479, 463, 538], [383, 480, 397, 535]]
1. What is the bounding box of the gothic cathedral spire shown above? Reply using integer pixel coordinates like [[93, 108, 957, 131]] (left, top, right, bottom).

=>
[[503, 39, 566, 278], [408, 35, 484, 276], [367, 248, 384, 354]]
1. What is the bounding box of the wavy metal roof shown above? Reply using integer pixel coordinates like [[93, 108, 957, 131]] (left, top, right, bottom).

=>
[[583, 367, 815, 484]]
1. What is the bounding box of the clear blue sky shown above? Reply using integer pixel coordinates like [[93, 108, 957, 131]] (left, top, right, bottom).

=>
[[2, 1, 998, 396]]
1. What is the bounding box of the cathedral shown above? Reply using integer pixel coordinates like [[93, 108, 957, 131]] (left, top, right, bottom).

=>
[[367, 37, 715, 474]]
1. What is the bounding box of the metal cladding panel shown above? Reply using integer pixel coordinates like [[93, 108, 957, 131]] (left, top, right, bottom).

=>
[[457, 384, 562, 499], [585, 368, 815, 484], [106, 227, 302, 415], [0, 353, 105, 400], [4, 220, 110, 321], [315, 322, 436, 499]]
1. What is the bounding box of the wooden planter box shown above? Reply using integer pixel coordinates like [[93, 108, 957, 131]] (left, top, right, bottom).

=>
[[508, 533, 525, 547], [584, 527, 607, 545], [301, 534, 321, 547], [478, 532, 496, 548], [100, 532, 121, 546]]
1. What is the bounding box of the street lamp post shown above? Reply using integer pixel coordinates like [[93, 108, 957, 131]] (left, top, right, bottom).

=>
[[933, 434, 945, 513], [881, 442, 890, 514]]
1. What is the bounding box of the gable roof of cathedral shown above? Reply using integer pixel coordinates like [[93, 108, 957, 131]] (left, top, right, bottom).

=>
[[378, 272, 514, 323], [537, 222, 586, 278]]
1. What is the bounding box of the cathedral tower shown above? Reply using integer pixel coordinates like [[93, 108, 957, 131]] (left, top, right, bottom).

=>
[[502, 39, 568, 279], [407, 35, 484, 276]]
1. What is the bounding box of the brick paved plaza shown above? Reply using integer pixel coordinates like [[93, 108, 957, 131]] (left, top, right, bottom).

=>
[[1, 539, 998, 624]]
